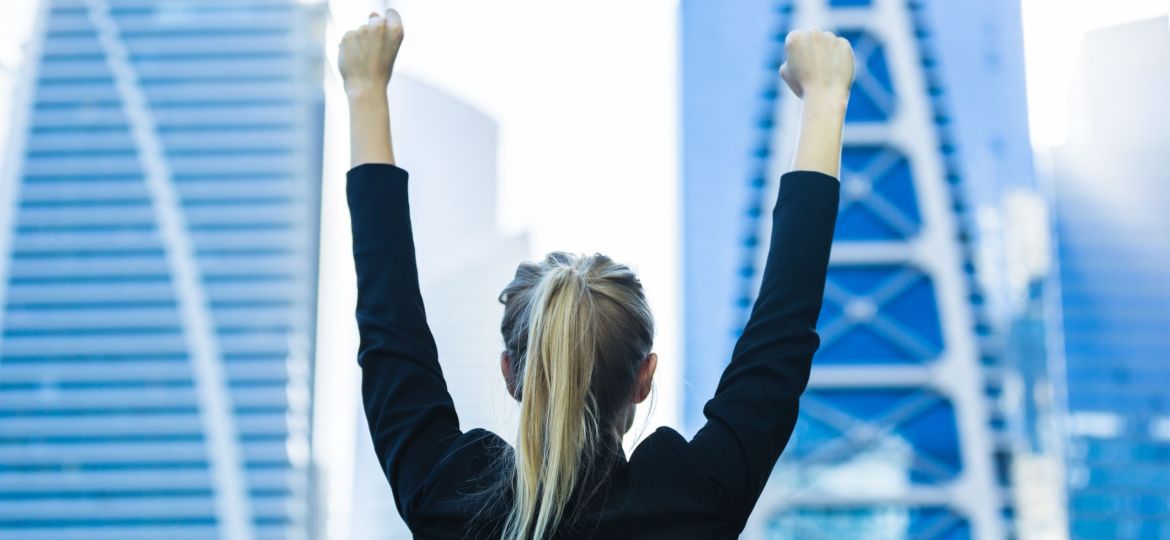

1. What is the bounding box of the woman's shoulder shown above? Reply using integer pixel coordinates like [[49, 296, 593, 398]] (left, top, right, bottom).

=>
[[627, 426, 691, 467], [611, 427, 732, 527], [410, 428, 512, 501], [437, 428, 512, 471], [406, 428, 512, 518]]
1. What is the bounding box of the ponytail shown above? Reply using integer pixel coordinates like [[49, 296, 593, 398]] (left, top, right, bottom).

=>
[[495, 252, 655, 540], [507, 265, 598, 539]]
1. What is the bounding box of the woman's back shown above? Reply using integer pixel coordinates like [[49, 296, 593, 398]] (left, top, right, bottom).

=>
[[348, 163, 841, 539], [402, 427, 738, 539]]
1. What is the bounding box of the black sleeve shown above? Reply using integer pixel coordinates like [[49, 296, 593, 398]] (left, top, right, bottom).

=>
[[683, 170, 839, 526], [347, 163, 462, 521]]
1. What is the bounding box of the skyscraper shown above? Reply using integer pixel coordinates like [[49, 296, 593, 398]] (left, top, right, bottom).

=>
[[681, 0, 1035, 537], [1051, 17, 1170, 540], [0, 1, 325, 539]]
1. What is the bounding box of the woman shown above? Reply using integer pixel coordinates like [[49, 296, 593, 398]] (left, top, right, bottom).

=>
[[340, 10, 854, 539]]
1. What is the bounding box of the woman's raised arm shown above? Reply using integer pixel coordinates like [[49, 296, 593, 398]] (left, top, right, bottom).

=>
[[341, 11, 463, 523], [682, 29, 854, 529]]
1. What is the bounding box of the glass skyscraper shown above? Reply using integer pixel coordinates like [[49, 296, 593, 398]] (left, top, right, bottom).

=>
[[0, 1, 325, 539], [681, 0, 1035, 537], [1051, 17, 1170, 540]]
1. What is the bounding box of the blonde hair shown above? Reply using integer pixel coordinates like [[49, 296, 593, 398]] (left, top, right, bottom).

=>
[[495, 252, 654, 540]]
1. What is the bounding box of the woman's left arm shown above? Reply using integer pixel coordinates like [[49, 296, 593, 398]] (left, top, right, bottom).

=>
[[341, 11, 462, 522]]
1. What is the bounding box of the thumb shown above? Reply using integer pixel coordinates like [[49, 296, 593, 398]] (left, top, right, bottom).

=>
[[780, 63, 802, 98], [384, 8, 402, 25]]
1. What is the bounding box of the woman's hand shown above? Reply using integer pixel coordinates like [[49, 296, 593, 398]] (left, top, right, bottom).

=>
[[780, 29, 855, 104], [339, 10, 404, 98], [781, 29, 854, 178], [341, 10, 403, 167]]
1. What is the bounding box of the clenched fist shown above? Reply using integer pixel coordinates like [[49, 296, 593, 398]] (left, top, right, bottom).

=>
[[780, 30, 855, 101], [339, 10, 404, 96]]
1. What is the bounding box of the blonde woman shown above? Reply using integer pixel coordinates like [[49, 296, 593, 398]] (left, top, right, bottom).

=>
[[340, 10, 854, 540]]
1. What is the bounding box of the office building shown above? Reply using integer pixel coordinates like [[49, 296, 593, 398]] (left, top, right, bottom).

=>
[[0, 1, 326, 538], [681, 0, 1036, 537], [1050, 17, 1170, 540]]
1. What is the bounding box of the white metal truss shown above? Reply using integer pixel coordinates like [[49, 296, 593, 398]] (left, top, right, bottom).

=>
[[83, 1, 255, 539], [742, 0, 1006, 538]]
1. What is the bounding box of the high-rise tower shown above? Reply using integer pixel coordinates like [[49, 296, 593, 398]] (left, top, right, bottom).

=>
[[682, 0, 1036, 537], [1051, 17, 1170, 540], [0, 1, 326, 539]]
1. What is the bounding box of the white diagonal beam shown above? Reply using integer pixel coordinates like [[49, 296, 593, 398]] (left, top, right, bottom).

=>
[[866, 0, 1006, 536], [84, 2, 255, 539], [748, 1, 1009, 539]]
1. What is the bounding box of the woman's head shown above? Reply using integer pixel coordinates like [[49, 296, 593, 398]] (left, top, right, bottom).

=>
[[495, 251, 656, 539]]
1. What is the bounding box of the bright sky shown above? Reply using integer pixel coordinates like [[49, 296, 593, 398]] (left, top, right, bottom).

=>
[[0, 1, 39, 154], [369, 0, 682, 420], [1020, 0, 1170, 149], [322, 0, 682, 440]]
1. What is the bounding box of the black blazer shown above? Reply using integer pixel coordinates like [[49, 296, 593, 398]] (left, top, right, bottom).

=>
[[348, 164, 840, 539]]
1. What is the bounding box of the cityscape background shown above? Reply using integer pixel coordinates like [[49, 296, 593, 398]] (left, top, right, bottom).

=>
[[0, 0, 1167, 539]]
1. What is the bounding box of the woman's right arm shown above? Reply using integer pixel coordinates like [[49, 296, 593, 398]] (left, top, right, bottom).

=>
[[683, 30, 854, 528], [341, 11, 463, 522]]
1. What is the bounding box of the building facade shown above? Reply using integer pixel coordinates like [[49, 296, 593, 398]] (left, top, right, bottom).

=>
[[1051, 17, 1170, 540], [0, 1, 325, 539], [681, 0, 1036, 538]]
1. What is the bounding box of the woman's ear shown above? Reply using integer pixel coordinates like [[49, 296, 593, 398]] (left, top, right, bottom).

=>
[[633, 352, 658, 404], [501, 351, 520, 401]]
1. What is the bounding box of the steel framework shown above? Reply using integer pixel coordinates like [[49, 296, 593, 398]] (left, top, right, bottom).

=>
[[734, 0, 1009, 538]]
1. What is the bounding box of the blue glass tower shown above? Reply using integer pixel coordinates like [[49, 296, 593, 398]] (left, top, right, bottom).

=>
[[1051, 17, 1170, 540], [682, 0, 1035, 537], [0, 1, 325, 539]]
